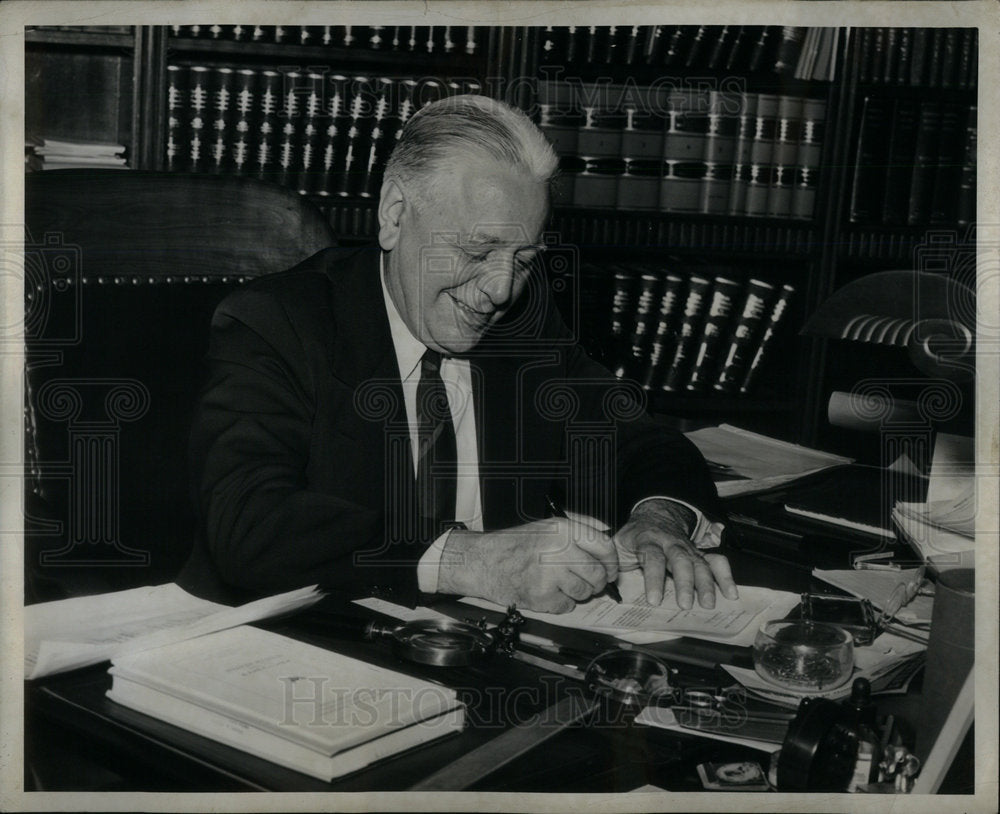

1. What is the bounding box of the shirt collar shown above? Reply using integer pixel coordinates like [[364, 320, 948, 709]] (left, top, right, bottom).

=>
[[380, 251, 427, 383]]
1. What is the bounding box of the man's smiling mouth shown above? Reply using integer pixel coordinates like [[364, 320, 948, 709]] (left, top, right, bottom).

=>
[[449, 294, 491, 318]]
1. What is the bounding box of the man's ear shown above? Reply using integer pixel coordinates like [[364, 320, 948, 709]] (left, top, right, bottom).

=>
[[377, 179, 405, 251]]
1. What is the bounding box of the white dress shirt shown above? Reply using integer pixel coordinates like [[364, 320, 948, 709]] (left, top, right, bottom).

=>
[[378, 256, 722, 594]]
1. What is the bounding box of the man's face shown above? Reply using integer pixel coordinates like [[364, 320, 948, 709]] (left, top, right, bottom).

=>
[[382, 154, 549, 355]]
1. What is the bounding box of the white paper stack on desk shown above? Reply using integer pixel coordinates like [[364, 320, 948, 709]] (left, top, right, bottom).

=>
[[892, 433, 976, 572], [684, 424, 853, 497], [106, 625, 465, 782]]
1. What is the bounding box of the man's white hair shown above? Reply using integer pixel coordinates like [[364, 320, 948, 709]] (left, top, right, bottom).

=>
[[383, 94, 558, 205]]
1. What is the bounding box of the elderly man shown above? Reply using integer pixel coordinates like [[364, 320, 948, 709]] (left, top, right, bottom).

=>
[[180, 94, 737, 614]]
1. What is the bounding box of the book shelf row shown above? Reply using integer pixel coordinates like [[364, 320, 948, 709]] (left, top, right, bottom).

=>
[[164, 64, 481, 197], [854, 27, 977, 89], [169, 24, 482, 56], [580, 262, 795, 397], [849, 99, 976, 228], [539, 82, 827, 220], [538, 25, 838, 80]]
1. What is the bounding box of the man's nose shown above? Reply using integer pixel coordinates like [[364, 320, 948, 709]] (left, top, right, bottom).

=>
[[478, 253, 518, 307]]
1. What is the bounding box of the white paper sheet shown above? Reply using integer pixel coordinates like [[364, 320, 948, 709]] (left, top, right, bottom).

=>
[[25, 583, 322, 679]]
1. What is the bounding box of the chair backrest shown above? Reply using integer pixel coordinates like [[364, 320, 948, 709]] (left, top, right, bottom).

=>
[[24, 170, 337, 601]]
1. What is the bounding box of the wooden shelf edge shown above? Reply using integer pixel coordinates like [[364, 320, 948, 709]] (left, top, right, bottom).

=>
[[26, 29, 134, 49]]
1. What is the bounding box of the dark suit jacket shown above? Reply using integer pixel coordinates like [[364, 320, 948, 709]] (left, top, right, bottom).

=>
[[179, 246, 721, 605]]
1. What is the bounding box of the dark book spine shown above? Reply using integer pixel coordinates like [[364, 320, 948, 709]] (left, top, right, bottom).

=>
[[880, 99, 920, 225], [464, 26, 478, 55], [207, 67, 236, 174], [747, 26, 776, 72], [926, 28, 945, 87], [882, 28, 899, 84], [298, 26, 316, 46], [707, 25, 735, 70], [869, 28, 887, 85], [642, 25, 664, 64], [962, 28, 978, 89], [640, 273, 686, 391], [623, 25, 642, 65], [766, 95, 803, 218], [661, 90, 708, 214], [956, 105, 976, 226], [743, 93, 778, 217], [909, 28, 930, 86], [357, 77, 397, 199], [583, 26, 601, 64], [564, 26, 580, 62], [774, 26, 806, 75], [230, 68, 258, 177], [315, 74, 350, 197], [848, 96, 892, 224], [684, 25, 712, 68], [663, 26, 689, 67], [164, 64, 188, 172], [604, 25, 625, 64], [368, 25, 386, 50], [662, 275, 712, 392], [609, 265, 639, 369], [616, 272, 662, 379], [791, 97, 826, 220], [686, 276, 743, 392], [714, 278, 776, 393], [856, 27, 873, 84], [725, 25, 754, 71], [700, 90, 740, 215], [294, 72, 325, 196], [574, 104, 626, 208], [895, 28, 912, 85], [907, 101, 943, 225], [739, 283, 795, 395], [274, 70, 302, 189], [331, 77, 369, 197], [727, 92, 758, 216], [928, 103, 967, 224], [250, 26, 268, 44], [939, 28, 960, 88], [251, 70, 282, 184], [185, 65, 211, 174]]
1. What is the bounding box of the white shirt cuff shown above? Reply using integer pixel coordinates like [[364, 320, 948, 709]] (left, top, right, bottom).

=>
[[630, 496, 726, 549], [417, 528, 454, 594]]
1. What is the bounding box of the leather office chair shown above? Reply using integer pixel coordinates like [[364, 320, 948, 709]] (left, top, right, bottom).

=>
[[24, 170, 337, 603]]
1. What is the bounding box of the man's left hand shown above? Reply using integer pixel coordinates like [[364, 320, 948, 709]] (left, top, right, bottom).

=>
[[614, 499, 738, 609]]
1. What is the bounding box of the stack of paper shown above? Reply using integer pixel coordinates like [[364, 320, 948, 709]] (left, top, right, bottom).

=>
[[32, 137, 128, 169], [892, 433, 975, 571], [107, 626, 465, 782], [684, 424, 853, 497], [25, 582, 322, 679]]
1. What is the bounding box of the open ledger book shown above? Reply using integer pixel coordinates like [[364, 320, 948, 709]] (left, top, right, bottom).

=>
[[24, 583, 322, 679], [107, 625, 465, 782]]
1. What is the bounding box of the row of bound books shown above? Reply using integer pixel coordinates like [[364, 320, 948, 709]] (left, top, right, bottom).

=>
[[539, 82, 826, 220], [165, 64, 481, 196], [539, 25, 838, 80], [849, 99, 976, 227], [855, 28, 977, 89], [594, 263, 795, 395], [169, 24, 480, 55]]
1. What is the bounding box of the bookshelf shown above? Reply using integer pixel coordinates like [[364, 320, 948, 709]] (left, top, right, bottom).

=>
[[23, 24, 978, 450]]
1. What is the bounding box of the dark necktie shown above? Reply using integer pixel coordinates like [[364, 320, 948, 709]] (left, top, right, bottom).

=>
[[416, 349, 457, 537]]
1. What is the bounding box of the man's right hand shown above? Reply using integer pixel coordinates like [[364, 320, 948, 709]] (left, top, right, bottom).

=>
[[436, 516, 618, 613]]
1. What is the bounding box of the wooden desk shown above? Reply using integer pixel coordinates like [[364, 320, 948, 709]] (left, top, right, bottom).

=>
[[26, 548, 800, 793], [25, 537, 971, 793]]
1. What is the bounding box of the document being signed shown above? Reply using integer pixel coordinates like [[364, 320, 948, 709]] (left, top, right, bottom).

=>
[[462, 569, 800, 647]]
